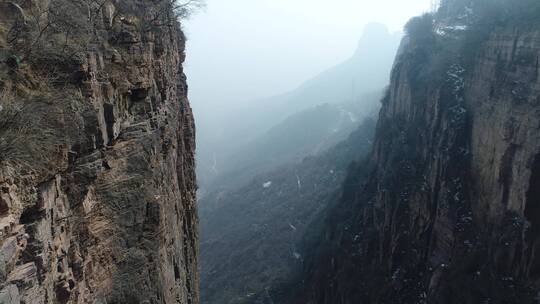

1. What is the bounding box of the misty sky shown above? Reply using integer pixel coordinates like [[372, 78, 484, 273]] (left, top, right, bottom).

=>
[[184, 0, 434, 109]]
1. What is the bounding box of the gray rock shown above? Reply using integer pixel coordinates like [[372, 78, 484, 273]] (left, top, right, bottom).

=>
[[0, 285, 20, 304], [0, 0, 198, 303]]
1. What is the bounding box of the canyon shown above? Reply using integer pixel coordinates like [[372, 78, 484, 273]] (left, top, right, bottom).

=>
[[2, 0, 540, 303]]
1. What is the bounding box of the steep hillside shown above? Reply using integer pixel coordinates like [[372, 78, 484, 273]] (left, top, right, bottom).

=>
[[288, 1, 540, 303], [202, 98, 380, 194], [199, 119, 376, 304], [0, 1, 198, 303], [197, 24, 400, 190]]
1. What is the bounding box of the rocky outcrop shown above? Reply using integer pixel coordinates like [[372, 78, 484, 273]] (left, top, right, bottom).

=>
[[0, 0, 198, 303], [288, 2, 540, 303]]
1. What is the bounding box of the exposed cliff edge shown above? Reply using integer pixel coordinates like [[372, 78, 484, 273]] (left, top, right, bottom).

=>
[[0, 1, 198, 303], [286, 1, 540, 303]]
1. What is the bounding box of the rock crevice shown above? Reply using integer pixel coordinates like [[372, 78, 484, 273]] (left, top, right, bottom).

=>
[[288, 3, 540, 303], [0, 1, 198, 303]]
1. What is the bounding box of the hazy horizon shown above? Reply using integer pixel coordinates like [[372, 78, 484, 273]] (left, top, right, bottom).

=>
[[184, 0, 437, 191], [183, 0, 434, 109]]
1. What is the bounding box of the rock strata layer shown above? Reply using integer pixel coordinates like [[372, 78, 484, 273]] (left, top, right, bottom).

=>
[[0, 0, 198, 303], [288, 3, 540, 303]]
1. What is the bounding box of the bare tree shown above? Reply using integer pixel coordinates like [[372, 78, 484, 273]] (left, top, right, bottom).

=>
[[143, 0, 205, 30], [172, 0, 205, 19]]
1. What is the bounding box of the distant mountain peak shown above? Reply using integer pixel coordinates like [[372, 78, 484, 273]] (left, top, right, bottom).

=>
[[362, 22, 391, 37], [354, 22, 402, 57]]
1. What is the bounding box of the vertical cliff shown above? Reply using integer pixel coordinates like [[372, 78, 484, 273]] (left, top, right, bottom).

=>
[[289, 1, 540, 303], [0, 0, 198, 303]]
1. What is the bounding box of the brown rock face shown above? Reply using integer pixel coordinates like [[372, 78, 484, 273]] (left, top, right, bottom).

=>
[[288, 6, 540, 304], [0, 1, 198, 303]]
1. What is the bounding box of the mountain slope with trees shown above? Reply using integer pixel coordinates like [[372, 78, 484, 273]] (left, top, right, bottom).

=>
[[283, 1, 540, 302], [197, 24, 401, 192], [199, 119, 376, 304]]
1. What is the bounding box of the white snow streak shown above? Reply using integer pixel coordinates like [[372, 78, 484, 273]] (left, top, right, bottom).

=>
[[289, 223, 297, 231]]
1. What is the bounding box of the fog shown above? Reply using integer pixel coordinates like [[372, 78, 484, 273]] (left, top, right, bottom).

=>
[[183, 0, 435, 192], [184, 0, 434, 107], [186, 1, 443, 301]]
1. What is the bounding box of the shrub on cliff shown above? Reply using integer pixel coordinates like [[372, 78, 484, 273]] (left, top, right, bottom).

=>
[[172, 0, 206, 19], [403, 14, 448, 91], [405, 13, 436, 45]]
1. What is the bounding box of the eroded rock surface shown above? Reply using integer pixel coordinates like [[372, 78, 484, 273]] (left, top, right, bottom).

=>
[[287, 2, 540, 303], [0, 0, 198, 303]]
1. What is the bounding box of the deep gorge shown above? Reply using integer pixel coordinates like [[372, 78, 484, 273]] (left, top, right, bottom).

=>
[[2, 0, 540, 303]]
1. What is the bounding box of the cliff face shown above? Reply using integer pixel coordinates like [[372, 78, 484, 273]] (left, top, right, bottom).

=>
[[290, 3, 540, 304], [0, 1, 198, 303]]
